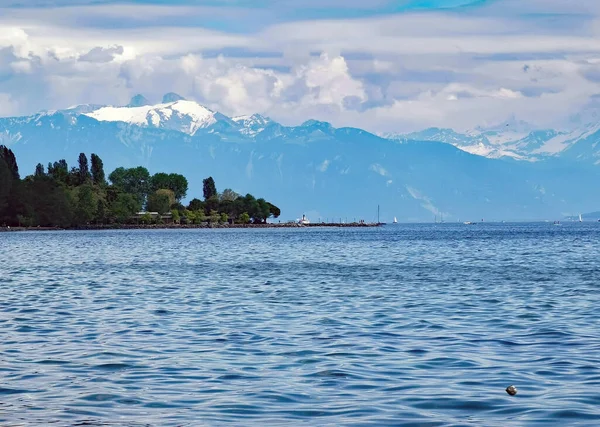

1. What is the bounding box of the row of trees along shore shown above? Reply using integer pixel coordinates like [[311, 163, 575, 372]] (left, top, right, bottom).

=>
[[0, 146, 280, 227]]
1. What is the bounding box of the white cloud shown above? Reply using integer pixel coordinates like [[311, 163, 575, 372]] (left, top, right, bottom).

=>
[[406, 185, 441, 216], [0, 1, 600, 133], [369, 163, 389, 177], [318, 159, 330, 172]]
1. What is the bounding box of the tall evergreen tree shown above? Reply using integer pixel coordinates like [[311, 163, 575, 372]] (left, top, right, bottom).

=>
[[90, 153, 106, 186], [48, 160, 69, 184], [0, 145, 19, 180], [0, 156, 12, 218], [34, 163, 45, 178], [78, 153, 90, 185], [203, 176, 217, 201]]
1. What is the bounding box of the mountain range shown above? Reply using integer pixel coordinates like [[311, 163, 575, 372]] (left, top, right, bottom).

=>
[[1, 93, 599, 222]]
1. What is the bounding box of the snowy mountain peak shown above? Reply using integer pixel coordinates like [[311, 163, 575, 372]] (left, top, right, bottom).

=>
[[162, 92, 186, 103], [232, 114, 272, 136], [128, 94, 151, 108], [84, 99, 217, 135]]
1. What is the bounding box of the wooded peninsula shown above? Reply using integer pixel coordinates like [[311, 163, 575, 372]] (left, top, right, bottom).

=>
[[0, 145, 280, 228]]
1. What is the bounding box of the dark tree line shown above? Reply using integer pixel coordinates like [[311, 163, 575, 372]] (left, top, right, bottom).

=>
[[0, 146, 280, 227]]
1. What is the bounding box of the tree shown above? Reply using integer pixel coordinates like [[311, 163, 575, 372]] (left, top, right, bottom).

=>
[[25, 179, 74, 227], [156, 189, 176, 207], [0, 145, 19, 180], [241, 194, 259, 220], [0, 156, 13, 218], [78, 153, 91, 185], [171, 209, 180, 223], [108, 166, 150, 203], [96, 198, 107, 224], [187, 198, 204, 211], [90, 154, 106, 186], [109, 193, 141, 222], [220, 188, 239, 202], [150, 173, 188, 201], [209, 209, 220, 223], [205, 195, 220, 214], [140, 212, 152, 224], [48, 160, 69, 184], [239, 212, 250, 224], [255, 198, 271, 223], [75, 184, 97, 224], [203, 176, 217, 201], [147, 190, 172, 214], [220, 213, 228, 224], [34, 163, 45, 178], [268, 202, 281, 219]]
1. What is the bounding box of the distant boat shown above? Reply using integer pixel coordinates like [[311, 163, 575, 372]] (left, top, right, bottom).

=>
[[579, 213, 583, 223], [463, 221, 474, 225], [298, 214, 310, 225], [393, 217, 398, 224]]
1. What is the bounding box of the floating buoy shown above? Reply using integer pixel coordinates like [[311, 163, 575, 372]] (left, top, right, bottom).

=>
[[506, 385, 517, 396]]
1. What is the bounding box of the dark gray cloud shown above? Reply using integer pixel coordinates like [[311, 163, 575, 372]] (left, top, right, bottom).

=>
[[79, 45, 124, 62]]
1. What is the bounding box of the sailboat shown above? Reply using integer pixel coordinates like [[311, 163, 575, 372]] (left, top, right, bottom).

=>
[[579, 213, 583, 223], [393, 217, 398, 224]]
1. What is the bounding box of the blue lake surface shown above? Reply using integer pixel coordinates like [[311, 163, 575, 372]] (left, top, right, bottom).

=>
[[2, 223, 600, 426]]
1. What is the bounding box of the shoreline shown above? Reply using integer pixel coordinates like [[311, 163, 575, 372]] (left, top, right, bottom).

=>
[[0, 222, 383, 232]]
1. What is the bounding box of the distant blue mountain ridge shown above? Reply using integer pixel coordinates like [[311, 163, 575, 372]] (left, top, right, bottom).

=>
[[1, 94, 599, 222]]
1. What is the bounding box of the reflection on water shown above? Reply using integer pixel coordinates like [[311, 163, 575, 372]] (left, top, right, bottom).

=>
[[2, 224, 600, 425]]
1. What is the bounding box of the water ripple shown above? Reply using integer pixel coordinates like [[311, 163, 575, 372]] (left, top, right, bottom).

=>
[[1, 223, 600, 425]]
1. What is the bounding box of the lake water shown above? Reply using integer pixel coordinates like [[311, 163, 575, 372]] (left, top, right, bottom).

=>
[[2, 223, 600, 426]]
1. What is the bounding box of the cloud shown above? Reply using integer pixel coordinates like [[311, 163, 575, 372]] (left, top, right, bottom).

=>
[[406, 185, 441, 216], [369, 163, 390, 177], [79, 45, 124, 63], [0, 0, 599, 133], [318, 159, 330, 172]]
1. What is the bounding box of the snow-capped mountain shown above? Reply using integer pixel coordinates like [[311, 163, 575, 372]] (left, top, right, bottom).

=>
[[383, 121, 600, 164], [232, 114, 272, 136], [2, 93, 600, 221], [85, 96, 220, 136]]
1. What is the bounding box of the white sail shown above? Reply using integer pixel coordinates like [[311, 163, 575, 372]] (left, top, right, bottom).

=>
[[393, 216, 398, 223], [579, 213, 583, 222]]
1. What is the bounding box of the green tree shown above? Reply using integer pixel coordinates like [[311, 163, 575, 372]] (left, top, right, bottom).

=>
[[193, 210, 207, 224], [205, 195, 220, 214], [48, 160, 69, 184], [171, 209, 180, 223], [203, 176, 217, 201], [241, 194, 259, 220], [108, 166, 150, 203], [255, 198, 271, 223], [155, 189, 176, 207], [187, 198, 204, 211], [182, 209, 195, 224], [109, 193, 140, 222], [239, 212, 250, 224], [268, 202, 281, 219], [209, 209, 220, 223], [220, 213, 228, 224], [147, 190, 172, 214], [78, 153, 91, 185], [28, 179, 74, 227], [90, 154, 106, 186], [0, 145, 19, 180], [96, 198, 107, 224], [150, 173, 188, 201], [75, 184, 97, 224], [34, 163, 45, 178], [0, 156, 13, 219], [220, 188, 239, 202], [140, 212, 152, 224]]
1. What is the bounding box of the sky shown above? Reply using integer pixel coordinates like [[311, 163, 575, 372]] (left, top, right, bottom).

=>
[[1, 0, 600, 132]]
